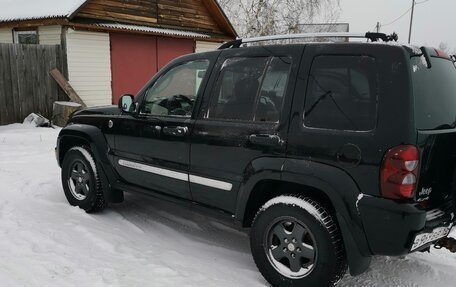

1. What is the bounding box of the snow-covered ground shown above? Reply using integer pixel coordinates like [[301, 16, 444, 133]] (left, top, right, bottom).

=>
[[0, 123, 455, 287]]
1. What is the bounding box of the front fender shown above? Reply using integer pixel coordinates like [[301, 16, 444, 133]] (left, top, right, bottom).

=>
[[56, 124, 124, 203], [57, 124, 110, 166]]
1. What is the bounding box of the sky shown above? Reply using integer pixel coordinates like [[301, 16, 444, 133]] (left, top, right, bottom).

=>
[[339, 0, 456, 51]]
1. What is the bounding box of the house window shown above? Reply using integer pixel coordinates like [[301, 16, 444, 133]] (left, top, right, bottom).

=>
[[14, 30, 38, 44]]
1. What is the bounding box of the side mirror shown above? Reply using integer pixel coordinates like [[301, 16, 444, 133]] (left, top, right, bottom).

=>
[[118, 94, 135, 113]]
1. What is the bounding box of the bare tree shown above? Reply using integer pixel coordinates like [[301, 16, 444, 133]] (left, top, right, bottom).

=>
[[218, 0, 341, 37]]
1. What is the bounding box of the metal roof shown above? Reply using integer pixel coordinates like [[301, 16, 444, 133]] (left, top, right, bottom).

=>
[[95, 23, 210, 39]]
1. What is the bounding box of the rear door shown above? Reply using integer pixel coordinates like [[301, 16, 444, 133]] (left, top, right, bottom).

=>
[[189, 46, 303, 212], [412, 50, 456, 210], [286, 44, 385, 197]]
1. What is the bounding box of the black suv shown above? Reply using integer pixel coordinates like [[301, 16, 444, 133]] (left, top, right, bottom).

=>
[[56, 33, 456, 287]]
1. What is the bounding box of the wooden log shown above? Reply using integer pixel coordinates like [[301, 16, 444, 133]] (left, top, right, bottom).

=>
[[52, 101, 82, 127], [50, 68, 87, 108]]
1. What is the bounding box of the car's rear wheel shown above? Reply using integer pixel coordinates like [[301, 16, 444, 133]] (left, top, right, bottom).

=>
[[61, 146, 106, 213], [250, 195, 347, 287]]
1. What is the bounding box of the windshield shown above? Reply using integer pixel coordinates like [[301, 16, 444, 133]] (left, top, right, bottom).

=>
[[412, 56, 456, 130]]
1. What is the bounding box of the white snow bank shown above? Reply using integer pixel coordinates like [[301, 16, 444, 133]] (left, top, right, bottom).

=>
[[0, 124, 455, 286], [0, 0, 86, 22]]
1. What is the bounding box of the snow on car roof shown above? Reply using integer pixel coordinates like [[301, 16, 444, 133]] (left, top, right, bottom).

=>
[[0, 0, 87, 22]]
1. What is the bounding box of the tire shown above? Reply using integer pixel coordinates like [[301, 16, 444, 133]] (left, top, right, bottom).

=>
[[250, 195, 347, 287], [61, 146, 106, 213]]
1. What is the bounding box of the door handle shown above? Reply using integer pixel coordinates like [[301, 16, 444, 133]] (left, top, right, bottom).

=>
[[249, 134, 284, 147], [163, 126, 188, 137]]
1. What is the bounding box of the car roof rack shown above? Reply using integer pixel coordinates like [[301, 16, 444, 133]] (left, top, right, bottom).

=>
[[219, 32, 399, 49]]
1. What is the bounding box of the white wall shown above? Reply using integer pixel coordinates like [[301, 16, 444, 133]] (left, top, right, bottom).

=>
[[195, 41, 221, 53], [38, 25, 61, 45], [66, 29, 112, 107], [0, 28, 13, 43]]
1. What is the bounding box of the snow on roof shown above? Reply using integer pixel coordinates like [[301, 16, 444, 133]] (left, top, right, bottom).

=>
[[96, 23, 210, 39], [0, 0, 87, 22]]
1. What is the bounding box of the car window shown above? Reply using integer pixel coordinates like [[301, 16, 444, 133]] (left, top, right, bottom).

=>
[[208, 56, 291, 122], [142, 60, 210, 117], [255, 57, 292, 122], [412, 56, 456, 130], [304, 55, 378, 131]]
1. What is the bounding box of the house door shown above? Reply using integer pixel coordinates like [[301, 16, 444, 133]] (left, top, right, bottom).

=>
[[110, 33, 158, 104], [110, 33, 195, 104]]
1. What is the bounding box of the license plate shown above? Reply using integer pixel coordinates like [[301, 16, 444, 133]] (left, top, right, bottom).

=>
[[410, 224, 453, 251]]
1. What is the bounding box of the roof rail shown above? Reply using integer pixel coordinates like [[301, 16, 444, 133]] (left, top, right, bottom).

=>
[[219, 32, 399, 49]]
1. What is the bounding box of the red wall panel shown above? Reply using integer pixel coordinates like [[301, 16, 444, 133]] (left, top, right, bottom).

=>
[[110, 34, 195, 104], [157, 38, 195, 70], [110, 33, 157, 104]]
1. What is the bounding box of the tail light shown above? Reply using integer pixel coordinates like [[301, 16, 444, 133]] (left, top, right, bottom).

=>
[[380, 145, 420, 200]]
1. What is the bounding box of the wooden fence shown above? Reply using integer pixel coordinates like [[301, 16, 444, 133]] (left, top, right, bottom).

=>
[[0, 44, 67, 125]]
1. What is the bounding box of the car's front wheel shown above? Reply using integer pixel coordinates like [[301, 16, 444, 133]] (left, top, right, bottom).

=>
[[250, 195, 347, 287], [61, 146, 106, 213]]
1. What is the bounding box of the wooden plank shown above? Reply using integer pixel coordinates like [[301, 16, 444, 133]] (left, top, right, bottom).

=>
[[0, 45, 6, 124], [78, 10, 158, 24], [55, 45, 67, 101], [39, 45, 49, 117], [34, 46, 48, 118], [85, 2, 157, 14], [46, 46, 59, 117], [80, 0, 158, 13], [50, 68, 87, 108], [24, 45, 36, 118], [17, 45, 27, 121], [1, 44, 14, 124], [8, 45, 20, 123]]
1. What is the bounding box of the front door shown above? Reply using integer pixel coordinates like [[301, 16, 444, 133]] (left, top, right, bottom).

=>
[[112, 56, 213, 199], [189, 46, 303, 212]]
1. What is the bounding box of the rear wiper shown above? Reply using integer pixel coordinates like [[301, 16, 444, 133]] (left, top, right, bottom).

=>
[[305, 90, 359, 130], [305, 91, 331, 117]]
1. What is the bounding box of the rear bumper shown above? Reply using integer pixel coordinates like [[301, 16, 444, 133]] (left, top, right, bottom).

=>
[[358, 196, 455, 256]]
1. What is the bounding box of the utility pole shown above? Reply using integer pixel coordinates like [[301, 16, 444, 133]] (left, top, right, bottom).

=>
[[408, 0, 416, 43], [376, 22, 380, 33]]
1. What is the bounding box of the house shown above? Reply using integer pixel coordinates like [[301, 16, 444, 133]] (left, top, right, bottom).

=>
[[0, 0, 236, 106]]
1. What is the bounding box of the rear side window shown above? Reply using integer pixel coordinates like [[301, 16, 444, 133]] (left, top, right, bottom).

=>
[[208, 57, 292, 122], [304, 56, 378, 131], [256, 57, 292, 122], [412, 56, 456, 130]]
